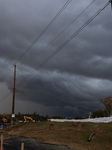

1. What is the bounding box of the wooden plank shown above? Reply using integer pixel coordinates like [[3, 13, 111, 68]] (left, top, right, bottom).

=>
[[1, 135, 3, 150], [21, 143, 24, 150]]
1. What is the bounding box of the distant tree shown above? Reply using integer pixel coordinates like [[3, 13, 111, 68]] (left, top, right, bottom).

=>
[[17, 112, 24, 121], [99, 95, 112, 117], [91, 109, 108, 118], [85, 113, 90, 119], [31, 112, 37, 120], [74, 115, 84, 119], [51, 116, 65, 119], [45, 115, 49, 119]]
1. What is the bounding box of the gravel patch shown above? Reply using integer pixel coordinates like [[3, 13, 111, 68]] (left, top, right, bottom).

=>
[[0, 132, 80, 150]]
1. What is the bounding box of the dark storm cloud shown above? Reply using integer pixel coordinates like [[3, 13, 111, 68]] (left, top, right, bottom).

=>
[[14, 70, 112, 116], [0, 0, 112, 117]]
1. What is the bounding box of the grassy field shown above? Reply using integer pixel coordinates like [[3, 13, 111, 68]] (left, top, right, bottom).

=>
[[2, 121, 112, 150]]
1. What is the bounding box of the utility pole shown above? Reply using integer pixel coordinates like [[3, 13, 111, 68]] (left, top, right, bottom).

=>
[[12, 64, 16, 124]]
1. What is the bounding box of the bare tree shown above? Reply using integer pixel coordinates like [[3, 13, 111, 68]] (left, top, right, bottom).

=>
[[99, 95, 112, 117]]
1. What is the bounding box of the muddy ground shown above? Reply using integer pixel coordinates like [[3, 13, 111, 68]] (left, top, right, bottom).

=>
[[1, 121, 112, 150], [0, 132, 74, 150]]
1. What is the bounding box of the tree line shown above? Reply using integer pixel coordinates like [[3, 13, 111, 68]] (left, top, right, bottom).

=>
[[0, 109, 109, 123], [0, 95, 112, 122]]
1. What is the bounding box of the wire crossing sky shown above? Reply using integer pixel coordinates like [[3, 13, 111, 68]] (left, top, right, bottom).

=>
[[0, 1, 110, 100], [17, 0, 110, 88], [18, 0, 96, 73], [0, 0, 96, 102], [0, 0, 97, 102], [0, 0, 73, 98], [0, 0, 112, 116], [14, 0, 72, 64]]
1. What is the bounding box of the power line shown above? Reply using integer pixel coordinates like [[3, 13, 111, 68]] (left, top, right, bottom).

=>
[[15, 0, 72, 64], [0, 92, 12, 103], [0, 0, 95, 99], [16, 1, 110, 88], [18, 0, 96, 72], [0, 0, 110, 103], [0, 66, 18, 94], [0, 70, 13, 94], [0, 0, 72, 91]]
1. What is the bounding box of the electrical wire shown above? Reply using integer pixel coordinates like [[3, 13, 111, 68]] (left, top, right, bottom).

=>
[[0, 0, 110, 103], [0, 71, 13, 95], [18, 0, 96, 72], [0, 67, 15, 94], [14, 0, 72, 64], [16, 1, 110, 88], [0, 0, 72, 94], [0, 92, 12, 103]]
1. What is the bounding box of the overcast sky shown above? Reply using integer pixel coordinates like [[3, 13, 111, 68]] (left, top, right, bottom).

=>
[[0, 0, 112, 117]]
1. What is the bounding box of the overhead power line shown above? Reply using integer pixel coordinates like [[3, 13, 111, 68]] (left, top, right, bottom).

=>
[[0, 0, 95, 98], [15, 0, 72, 64], [16, 1, 110, 87], [0, 0, 72, 91], [19, 0, 96, 72], [0, 0, 110, 103]]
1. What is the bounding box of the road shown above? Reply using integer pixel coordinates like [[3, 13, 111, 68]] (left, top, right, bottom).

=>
[[0, 132, 79, 150]]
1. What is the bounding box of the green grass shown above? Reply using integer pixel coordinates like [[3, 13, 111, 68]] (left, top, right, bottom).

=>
[[83, 134, 90, 142], [101, 123, 112, 132]]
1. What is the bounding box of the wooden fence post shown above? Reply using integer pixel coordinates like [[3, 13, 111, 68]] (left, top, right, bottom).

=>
[[21, 143, 24, 150], [1, 135, 3, 150]]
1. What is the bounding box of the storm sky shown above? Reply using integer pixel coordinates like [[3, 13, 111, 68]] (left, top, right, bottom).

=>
[[0, 0, 112, 117]]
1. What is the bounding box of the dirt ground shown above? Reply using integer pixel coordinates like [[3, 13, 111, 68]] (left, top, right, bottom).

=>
[[0, 132, 72, 150], [2, 121, 112, 150]]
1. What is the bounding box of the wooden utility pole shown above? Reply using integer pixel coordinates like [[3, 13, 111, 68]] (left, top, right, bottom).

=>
[[12, 64, 16, 124]]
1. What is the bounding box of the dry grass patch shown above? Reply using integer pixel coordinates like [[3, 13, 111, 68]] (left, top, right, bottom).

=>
[[2, 121, 112, 150]]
